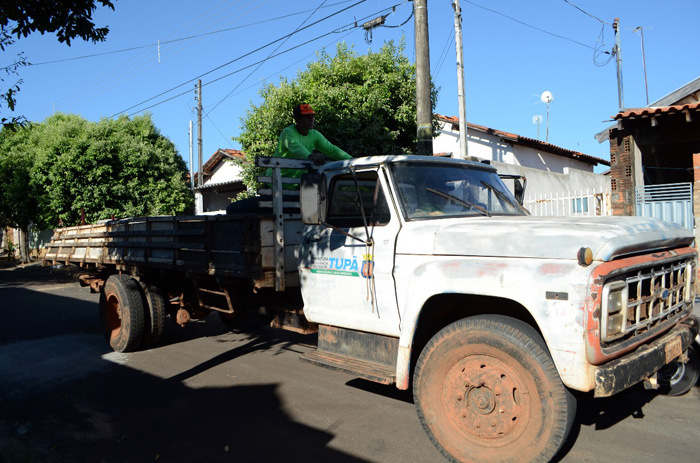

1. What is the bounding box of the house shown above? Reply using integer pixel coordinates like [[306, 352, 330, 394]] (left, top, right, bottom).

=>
[[598, 76, 700, 236], [434, 114, 611, 216], [193, 149, 247, 215]]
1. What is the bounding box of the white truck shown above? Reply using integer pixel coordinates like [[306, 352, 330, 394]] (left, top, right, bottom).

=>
[[45, 155, 699, 463]]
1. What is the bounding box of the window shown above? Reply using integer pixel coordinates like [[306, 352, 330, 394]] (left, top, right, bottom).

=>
[[572, 197, 589, 213], [327, 171, 391, 228]]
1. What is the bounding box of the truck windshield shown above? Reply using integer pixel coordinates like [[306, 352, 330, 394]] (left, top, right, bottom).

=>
[[389, 162, 528, 220]]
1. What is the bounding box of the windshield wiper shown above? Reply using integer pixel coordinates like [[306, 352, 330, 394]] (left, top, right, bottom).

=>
[[480, 180, 518, 209], [425, 187, 490, 217]]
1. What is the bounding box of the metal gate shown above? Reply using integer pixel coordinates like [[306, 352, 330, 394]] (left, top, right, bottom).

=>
[[635, 183, 694, 232]]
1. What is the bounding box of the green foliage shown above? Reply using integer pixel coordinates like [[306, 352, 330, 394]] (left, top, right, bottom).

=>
[[235, 39, 439, 192], [1, 0, 115, 126], [0, 123, 38, 229], [0, 113, 194, 230]]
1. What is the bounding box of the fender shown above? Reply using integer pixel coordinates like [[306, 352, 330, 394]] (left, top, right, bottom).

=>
[[393, 255, 593, 391]]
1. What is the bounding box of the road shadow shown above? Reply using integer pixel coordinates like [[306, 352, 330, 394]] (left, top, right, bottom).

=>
[[345, 378, 414, 405], [0, 263, 81, 288], [0, 286, 99, 344], [1, 362, 371, 463], [553, 384, 669, 462]]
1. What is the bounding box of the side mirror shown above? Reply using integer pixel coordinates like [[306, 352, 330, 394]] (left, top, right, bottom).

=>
[[300, 173, 327, 225], [513, 178, 526, 205], [498, 174, 527, 206]]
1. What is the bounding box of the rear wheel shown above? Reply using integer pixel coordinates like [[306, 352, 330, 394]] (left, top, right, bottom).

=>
[[139, 282, 168, 349], [99, 274, 145, 353], [413, 315, 575, 463]]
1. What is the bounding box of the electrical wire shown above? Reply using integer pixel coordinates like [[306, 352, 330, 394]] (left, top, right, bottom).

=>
[[562, 0, 609, 25], [44, 0, 259, 117], [206, 0, 329, 116], [5, 0, 360, 71], [123, 25, 352, 116], [115, 0, 409, 118], [111, 0, 369, 117], [432, 27, 455, 79], [463, 0, 595, 51]]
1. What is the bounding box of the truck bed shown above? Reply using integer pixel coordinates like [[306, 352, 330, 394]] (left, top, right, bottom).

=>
[[44, 214, 303, 288]]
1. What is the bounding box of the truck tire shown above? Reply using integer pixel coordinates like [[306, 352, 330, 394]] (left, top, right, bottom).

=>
[[139, 282, 168, 349], [99, 274, 146, 353], [413, 315, 576, 463], [657, 345, 700, 396]]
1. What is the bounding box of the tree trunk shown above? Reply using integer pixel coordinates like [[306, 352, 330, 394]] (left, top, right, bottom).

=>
[[19, 226, 30, 264]]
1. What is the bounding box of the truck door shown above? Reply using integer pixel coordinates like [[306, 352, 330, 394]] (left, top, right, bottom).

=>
[[299, 168, 401, 336]]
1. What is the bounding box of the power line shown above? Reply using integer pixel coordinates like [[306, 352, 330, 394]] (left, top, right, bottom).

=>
[[206, 0, 330, 116], [114, 0, 411, 118], [5, 0, 360, 71], [112, 0, 368, 117], [463, 0, 595, 51], [41, 1, 259, 118], [562, 0, 609, 25], [123, 24, 355, 117]]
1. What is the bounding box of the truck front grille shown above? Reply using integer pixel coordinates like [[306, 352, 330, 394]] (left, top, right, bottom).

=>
[[601, 257, 695, 345]]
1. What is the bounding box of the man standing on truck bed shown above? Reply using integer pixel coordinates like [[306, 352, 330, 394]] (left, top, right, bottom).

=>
[[228, 103, 352, 214], [274, 103, 352, 185]]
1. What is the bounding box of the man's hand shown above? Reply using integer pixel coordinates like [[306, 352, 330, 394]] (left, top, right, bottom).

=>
[[308, 152, 327, 165]]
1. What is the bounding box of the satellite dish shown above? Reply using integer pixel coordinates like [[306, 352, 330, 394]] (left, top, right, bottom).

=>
[[541, 91, 554, 104], [532, 115, 543, 124]]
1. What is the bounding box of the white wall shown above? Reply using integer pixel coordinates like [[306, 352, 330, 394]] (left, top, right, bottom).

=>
[[209, 158, 243, 184], [492, 161, 609, 198], [435, 123, 596, 174]]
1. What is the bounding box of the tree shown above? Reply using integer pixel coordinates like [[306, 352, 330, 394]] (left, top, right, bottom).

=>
[[235, 40, 439, 193], [0, 123, 38, 262], [1, 0, 115, 126], [0, 113, 194, 262]]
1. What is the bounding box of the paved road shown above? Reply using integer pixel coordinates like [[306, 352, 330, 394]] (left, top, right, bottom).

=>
[[1, 265, 699, 463]]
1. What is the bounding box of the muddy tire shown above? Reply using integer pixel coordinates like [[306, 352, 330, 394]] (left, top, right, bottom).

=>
[[413, 315, 576, 463], [139, 282, 168, 349], [657, 345, 700, 396], [99, 274, 145, 353]]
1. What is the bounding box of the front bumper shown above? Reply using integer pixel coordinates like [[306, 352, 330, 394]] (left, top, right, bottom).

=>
[[593, 315, 699, 397]]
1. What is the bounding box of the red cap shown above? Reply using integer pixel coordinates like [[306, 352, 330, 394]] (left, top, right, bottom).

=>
[[293, 103, 316, 117]]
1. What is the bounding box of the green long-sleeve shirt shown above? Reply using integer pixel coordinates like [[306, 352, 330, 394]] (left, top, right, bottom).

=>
[[272, 125, 352, 184]]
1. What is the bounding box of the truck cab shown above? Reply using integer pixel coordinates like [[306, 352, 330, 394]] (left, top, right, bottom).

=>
[[298, 155, 698, 463]]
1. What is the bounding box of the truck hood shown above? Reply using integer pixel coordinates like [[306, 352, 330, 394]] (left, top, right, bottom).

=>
[[396, 216, 694, 262]]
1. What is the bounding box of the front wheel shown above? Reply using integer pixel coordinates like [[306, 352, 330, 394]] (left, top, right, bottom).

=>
[[657, 345, 700, 396], [413, 315, 575, 463]]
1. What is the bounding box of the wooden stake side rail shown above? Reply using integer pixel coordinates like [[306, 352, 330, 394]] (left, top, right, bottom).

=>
[[43, 215, 260, 278], [42, 157, 312, 289]]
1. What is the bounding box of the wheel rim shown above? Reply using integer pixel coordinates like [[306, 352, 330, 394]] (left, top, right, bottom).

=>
[[441, 353, 531, 446], [104, 292, 122, 341], [658, 360, 686, 386]]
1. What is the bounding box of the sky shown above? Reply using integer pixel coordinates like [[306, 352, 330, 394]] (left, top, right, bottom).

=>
[[4, 0, 700, 175]]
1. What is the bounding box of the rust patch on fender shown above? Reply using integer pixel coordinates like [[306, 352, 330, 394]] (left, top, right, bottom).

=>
[[476, 262, 508, 277], [539, 263, 570, 275]]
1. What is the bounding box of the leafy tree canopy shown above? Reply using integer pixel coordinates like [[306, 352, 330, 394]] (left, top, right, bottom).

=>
[[235, 39, 438, 193], [0, 123, 37, 230], [0, 0, 115, 126], [0, 113, 194, 232]]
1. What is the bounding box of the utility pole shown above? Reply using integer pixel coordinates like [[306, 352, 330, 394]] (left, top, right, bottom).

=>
[[453, 0, 467, 159], [189, 120, 194, 191], [613, 18, 625, 112], [196, 79, 203, 188], [414, 0, 433, 156], [634, 26, 650, 106]]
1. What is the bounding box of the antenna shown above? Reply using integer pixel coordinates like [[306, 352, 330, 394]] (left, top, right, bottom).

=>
[[540, 91, 554, 142], [532, 115, 543, 140]]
